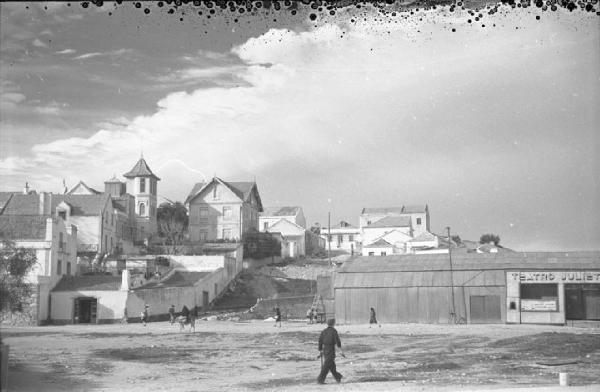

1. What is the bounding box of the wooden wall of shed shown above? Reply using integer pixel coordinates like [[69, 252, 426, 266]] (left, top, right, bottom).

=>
[[335, 285, 506, 325]]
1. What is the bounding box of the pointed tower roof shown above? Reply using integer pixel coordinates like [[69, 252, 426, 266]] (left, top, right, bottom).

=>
[[123, 158, 160, 180]]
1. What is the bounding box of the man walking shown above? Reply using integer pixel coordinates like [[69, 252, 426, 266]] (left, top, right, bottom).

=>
[[317, 318, 343, 384]]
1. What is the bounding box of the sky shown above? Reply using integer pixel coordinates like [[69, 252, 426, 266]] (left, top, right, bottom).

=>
[[1, 1, 599, 251]]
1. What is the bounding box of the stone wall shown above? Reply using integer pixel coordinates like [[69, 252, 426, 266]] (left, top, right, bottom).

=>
[[250, 295, 313, 319], [0, 284, 38, 326]]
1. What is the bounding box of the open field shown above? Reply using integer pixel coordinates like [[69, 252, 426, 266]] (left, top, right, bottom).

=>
[[1, 321, 599, 392]]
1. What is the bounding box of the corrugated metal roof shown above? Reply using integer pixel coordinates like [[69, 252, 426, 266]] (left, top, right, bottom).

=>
[[335, 269, 507, 288], [337, 252, 600, 274]]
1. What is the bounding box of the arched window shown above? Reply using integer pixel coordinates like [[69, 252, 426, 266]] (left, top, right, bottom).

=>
[[139, 203, 146, 216]]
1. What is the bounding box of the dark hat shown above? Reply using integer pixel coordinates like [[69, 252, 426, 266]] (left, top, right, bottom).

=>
[[327, 318, 336, 326]]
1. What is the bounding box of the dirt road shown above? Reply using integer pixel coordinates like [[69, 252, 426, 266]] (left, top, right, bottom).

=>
[[2, 321, 599, 391]]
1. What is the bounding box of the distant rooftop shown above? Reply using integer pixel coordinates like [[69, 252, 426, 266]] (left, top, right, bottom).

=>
[[261, 206, 301, 217], [123, 157, 160, 180], [0, 215, 48, 240], [361, 205, 427, 215], [366, 215, 412, 229], [136, 271, 211, 289], [52, 275, 122, 292]]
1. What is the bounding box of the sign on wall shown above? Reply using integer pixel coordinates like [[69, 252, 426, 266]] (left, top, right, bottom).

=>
[[521, 299, 558, 311], [509, 271, 600, 283]]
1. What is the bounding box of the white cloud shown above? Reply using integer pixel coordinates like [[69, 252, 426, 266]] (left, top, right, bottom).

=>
[[72, 48, 134, 61], [32, 38, 48, 48], [1, 9, 599, 250], [56, 48, 76, 55]]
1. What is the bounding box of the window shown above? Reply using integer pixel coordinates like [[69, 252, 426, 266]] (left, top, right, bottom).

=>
[[111, 213, 114, 225], [199, 231, 207, 242], [348, 234, 354, 242], [381, 251, 387, 256], [327, 235, 332, 242], [263, 222, 269, 231], [223, 206, 232, 220], [521, 284, 557, 299], [57, 260, 62, 275], [200, 207, 209, 218], [416, 217, 422, 225], [222, 229, 232, 239], [110, 237, 113, 251], [213, 186, 218, 199], [367, 220, 371, 225], [521, 283, 559, 312], [58, 210, 67, 220], [139, 203, 146, 216], [59, 233, 64, 252], [139, 178, 146, 193], [67, 262, 71, 275], [368, 252, 375, 256], [338, 235, 343, 245], [150, 179, 156, 195]]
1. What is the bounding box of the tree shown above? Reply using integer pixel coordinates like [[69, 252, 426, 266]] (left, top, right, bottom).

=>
[[310, 223, 321, 235], [0, 237, 37, 312], [157, 201, 189, 254], [479, 234, 501, 246]]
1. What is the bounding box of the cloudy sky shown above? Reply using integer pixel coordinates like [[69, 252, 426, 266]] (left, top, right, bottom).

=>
[[1, 2, 599, 251]]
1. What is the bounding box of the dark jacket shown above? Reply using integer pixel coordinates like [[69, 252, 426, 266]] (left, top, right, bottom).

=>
[[318, 326, 341, 359]]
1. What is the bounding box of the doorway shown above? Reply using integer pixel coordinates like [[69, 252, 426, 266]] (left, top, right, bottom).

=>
[[202, 291, 209, 310], [470, 295, 501, 323], [73, 297, 97, 324], [565, 284, 600, 320]]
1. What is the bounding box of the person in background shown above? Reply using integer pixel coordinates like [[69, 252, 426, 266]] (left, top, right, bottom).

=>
[[274, 307, 282, 327], [369, 307, 378, 328], [141, 304, 149, 326], [181, 305, 190, 323], [168, 304, 176, 324], [317, 318, 343, 384]]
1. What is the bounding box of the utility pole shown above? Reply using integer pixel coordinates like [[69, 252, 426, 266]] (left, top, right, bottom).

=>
[[328, 212, 331, 266], [447, 226, 456, 316]]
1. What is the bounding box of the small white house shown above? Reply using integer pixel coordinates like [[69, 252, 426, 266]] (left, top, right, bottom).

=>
[[267, 219, 306, 258]]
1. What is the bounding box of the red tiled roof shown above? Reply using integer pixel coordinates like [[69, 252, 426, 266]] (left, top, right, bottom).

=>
[[366, 216, 411, 228], [51, 194, 110, 216], [0, 215, 48, 240], [123, 158, 160, 180], [261, 206, 301, 217], [363, 238, 393, 248], [186, 178, 262, 211], [67, 181, 102, 195], [52, 275, 122, 292], [0, 194, 41, 215]]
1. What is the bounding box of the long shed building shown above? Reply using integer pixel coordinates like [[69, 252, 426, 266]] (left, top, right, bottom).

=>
[[334, 252, 600, 325]]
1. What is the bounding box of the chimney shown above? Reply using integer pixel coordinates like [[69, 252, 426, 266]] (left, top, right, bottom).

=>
[[23, 182, 30, 195]]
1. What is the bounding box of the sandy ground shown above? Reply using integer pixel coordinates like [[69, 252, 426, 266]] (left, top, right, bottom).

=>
[[1, 320, 599, 392]]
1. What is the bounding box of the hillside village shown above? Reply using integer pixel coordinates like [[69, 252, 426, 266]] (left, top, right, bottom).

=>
[[1, 156, 599, 328]]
